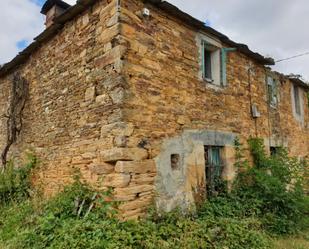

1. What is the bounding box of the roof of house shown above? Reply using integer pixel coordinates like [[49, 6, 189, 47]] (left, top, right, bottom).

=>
[[288, 75, 309, 90], [0, 0, 304, 84]]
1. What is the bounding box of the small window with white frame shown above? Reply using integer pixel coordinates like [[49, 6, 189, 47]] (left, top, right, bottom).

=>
[[199, 34, 235, 88], [291, 83, 304, 124], [293, 84, 301, 115], [201, 39, 222, 86]]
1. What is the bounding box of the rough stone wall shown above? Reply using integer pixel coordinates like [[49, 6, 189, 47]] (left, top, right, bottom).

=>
[[0, 0, 127, 197], [0, 0, 308, 219], [121, 0, 270, 149], [276, 79, 309, 193], [266, 77, 309, 156], [119, 0, 309, 212]]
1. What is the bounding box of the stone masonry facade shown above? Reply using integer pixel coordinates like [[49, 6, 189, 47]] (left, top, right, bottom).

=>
[[0, 0, 308, 219]]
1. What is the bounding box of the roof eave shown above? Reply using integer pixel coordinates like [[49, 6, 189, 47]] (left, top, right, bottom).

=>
[[288, 77, 309, 91]]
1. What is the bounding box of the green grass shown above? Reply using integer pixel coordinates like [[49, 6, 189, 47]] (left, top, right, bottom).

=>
[[273, 213, 309, 249], [0, 197, 307, 249], [0, 200, 33, 248], [273, 232, 309, 249], [265, 180, 309, 249], [274, 238, 309, 249]]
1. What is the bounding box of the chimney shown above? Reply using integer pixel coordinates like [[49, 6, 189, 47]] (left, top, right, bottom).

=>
[[41, 0, 71, 28]]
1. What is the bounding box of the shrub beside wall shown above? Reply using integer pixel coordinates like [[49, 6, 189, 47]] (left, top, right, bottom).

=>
[[0, 139, 308, 248]]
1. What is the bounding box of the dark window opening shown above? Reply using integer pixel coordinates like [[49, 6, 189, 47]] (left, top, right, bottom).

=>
[[171, 154, 180, 171], [293, 85, 301, 115], [203, 48, 212, 80], [270, 147, 278, 156], [204, 146, 223, 197]]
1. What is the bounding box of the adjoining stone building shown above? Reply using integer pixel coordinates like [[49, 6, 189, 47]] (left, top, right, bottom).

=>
[[0, 0, 308, 219]]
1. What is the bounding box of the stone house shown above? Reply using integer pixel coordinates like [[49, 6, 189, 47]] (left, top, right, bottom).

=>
[[0, 0, 308, 219]]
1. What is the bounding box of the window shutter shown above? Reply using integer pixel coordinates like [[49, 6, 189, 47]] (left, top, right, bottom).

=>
[[220, 48, 226, 86], [220, 48, 236, 86]]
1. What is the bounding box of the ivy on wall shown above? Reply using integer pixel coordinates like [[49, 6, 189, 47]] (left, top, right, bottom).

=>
[[1, 73, 29, 168]]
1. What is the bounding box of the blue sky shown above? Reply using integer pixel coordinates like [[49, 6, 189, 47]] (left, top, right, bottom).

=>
[[16, 40, 29, 50], [15, 0, 46, 50], [15, 0, 74, 51], [31, 0, 46, 6]]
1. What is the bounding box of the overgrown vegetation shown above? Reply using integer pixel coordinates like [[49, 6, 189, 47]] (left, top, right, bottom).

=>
[[0, 154, 36, 204], [0, 139, 308, 249], [237, 138, 307, 234]]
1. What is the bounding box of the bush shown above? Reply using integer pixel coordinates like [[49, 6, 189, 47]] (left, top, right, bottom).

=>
[[0, 154, 37, 204], [0, 179, 271, 249], [0, 138, 307, 248], [235, 138, 308, 234]]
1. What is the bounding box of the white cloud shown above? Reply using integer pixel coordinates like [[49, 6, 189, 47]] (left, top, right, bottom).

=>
[[1, 0, 309, 80], [167, 0, 309, 80], [0, 0, 44, 65], [0, 0, 77, 66]]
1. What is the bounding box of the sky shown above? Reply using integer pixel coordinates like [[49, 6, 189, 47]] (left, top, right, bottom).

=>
[[0, 0, 308, 80]]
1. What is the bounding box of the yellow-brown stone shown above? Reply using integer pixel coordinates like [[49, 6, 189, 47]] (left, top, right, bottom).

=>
[[114, 184, 153, 196], [102, 173, 131, 188], [118, 196, 152, 211], [88, 162, 114, 175], [100, 148, 148, 162], [115, 160, 156, 174]]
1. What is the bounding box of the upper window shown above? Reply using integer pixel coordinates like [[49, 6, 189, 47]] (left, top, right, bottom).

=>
[[293, 85, 301, 115], [291, 83, 304, 124], [201, 39, 222, 87], [200, 36, 235, 88], [267, 76, 278, 107]]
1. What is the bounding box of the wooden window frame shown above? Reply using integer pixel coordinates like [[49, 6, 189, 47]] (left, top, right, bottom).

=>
[[201, 40, 235, 87]]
